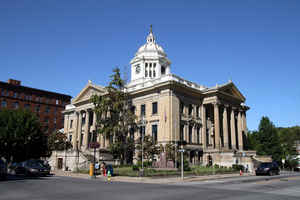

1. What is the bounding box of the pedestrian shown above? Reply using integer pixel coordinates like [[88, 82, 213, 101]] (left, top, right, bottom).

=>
[[95, 162, 100, 175], [101, 162, 106, 176]]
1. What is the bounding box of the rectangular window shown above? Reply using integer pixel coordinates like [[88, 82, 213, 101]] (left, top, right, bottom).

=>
[[24, 104, 30, 109], [152, 124, 158, 144], [188, 105, 193, 116], [180, 102, 184, 114], [70, 120, 73, 128], [196, 106, 199, 117], [69, 135, 72, 142], [131, 106, 136, 114], [13, 92, 18, 98], [1, 100, 7, 108], [130, 128, 134, 140], [35, 105, 40, 113], [1, 90, 6, 96], [180, 125, 184, 141], [197, 127, 200, 144], [141, 104, 146, 116], [45, 106, 50, 114], [189, 125, 193, 144], [152, 102, 157, 115], [54, 117, 57, 124], [56, 99, 59, 105], [44, 118, 49, 123], [14, 102, 19, 109]]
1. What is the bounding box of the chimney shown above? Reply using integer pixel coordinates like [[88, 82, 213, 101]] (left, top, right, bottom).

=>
[[8, 79, 21, 86]]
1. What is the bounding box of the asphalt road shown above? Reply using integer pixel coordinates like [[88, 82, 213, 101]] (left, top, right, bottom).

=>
[[1, 174, 300, 200]]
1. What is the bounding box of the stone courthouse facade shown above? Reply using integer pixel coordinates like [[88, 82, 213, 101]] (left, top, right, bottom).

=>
[[54, 27, 255, 171]]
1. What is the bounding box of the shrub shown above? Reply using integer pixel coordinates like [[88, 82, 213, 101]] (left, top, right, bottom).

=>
[[214, 164, 220, 168], [132, 165, 139, 171], [178, 159, 191, 171], [232, 164, 244, 171]]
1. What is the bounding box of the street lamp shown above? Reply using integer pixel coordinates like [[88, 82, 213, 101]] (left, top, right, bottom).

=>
[[64, 138, 67, 171], [141, 116, 146, 170], [177, 140, 187, 180]]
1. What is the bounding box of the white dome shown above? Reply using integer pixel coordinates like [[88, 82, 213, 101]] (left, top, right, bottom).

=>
[[135, 28, 166, 57], [136, 43, 165, 55]]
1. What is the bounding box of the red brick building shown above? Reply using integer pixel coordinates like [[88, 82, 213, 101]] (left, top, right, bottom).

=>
[[0, 79, 72, 134]]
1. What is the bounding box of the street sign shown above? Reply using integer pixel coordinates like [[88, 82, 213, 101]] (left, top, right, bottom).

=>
[[178, 149, 185, 153]]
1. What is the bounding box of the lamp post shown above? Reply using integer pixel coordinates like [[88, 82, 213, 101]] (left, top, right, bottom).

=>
[[89, 142, 100, 178], [141, 116, 146, 170], [177, 140, 186, 180], [64, 138, 67, 171]]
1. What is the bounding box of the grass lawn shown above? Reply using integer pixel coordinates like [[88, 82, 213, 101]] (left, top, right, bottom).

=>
[[113, 166, 238, 177]]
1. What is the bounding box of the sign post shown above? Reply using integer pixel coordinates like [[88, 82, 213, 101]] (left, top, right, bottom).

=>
[[89, 142, 100, 178]]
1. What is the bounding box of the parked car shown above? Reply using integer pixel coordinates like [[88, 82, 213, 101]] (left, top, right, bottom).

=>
[[14, 160, 50, 177], [255, 162, 280, 176], [0, 159, 7, 180], [35, 160, 51, 174]]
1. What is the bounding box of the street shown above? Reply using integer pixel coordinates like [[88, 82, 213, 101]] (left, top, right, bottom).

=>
[[1, 173, 300, 200]]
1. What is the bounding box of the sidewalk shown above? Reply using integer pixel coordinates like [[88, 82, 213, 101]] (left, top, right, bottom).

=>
[[52, 170, 253, 184]]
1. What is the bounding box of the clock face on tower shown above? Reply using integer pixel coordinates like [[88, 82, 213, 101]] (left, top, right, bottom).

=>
[[135, 65, 141, 74]]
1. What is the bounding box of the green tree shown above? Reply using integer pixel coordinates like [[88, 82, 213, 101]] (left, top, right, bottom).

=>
[[0, 109, 48, 163], [136, 135, 160, 162], [255, 116, 282, 162], [91, 68, 137, 164], [47, 130, 72, 152]]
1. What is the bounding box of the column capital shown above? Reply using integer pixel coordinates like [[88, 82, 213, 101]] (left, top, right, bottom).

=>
[[231, 106, 238, 111], [212, 101, 221, 106], [223, 104, 230, 108]]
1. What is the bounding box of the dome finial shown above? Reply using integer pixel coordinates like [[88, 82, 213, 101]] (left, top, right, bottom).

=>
[[146, 25, 155, 43]]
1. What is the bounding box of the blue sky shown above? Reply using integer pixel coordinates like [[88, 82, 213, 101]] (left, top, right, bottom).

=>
[[1, 0, 299, 130]]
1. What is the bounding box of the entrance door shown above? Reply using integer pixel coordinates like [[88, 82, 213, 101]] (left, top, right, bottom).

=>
[[57, 158, 63, 169]]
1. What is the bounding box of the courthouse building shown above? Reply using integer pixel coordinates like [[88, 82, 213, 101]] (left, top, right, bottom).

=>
[[53, 27, 256, 171]]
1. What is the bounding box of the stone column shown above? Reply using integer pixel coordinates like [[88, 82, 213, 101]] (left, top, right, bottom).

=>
[[84, 110, 90, 149], [73, 112, 79, 150], [222, 105, 229, 149], [230, 108, 236, 149], [214, 103, 220, 149], [101, 133, 105, 148], [78, 111, 83, 148], [184, 125, 188, 142], [201, 104, 207, 148], [237, 110, 243, 150], [92, 111, 97, 143], [242, 111, 247, 137]]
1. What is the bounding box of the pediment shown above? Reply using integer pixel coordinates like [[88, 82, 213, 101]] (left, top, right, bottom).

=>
[[219, 82, 246, 102], [72, 81, 106, 104]]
